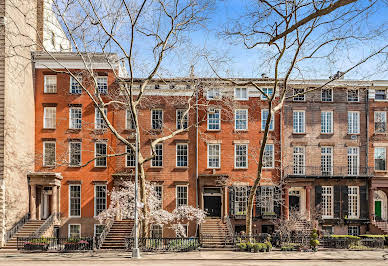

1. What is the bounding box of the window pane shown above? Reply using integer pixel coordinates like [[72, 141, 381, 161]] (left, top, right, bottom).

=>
[[70, 108, 82, 129], [69, 186, 81, 217], [151, 144, 163, 167], [95, 143, 107, 167], [375, 147, 386, 170], [321, 111, 333, 133], [261, 109, 274, 131], [70, 76, 82, 94], [293, 147, 305, 175], [235, 144, 247, 168], [263, 144, 274, 168], [176, 109, 188, 130], [375, 111, 386, 133], [322, 186, 333, 217], [95, 185, 106, 216], [126, 146, 135, 167], [97, 77, 108, 94], [176, 186, 187, 207], [95, 108, 107, 129], [293, 111, 305, 133], [44, 107, 56, 129], [321, 147, 333, 176], [152, 110, 163, 130], [293, 88, 305, 101], [235, 186, 248, 215], [176, 144, 188, 167], [69, 224, 81, 238], [69, 142, 81, 166], [44, 75, 57, 93], [235, 109, 248, 130], [208, 109, 220, 130], [208, 144, 220, 168], [321, 88, 333, 102], [44, 142, 56, 166]]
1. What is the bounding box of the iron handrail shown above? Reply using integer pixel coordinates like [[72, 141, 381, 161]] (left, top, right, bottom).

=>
[[96, 219, 113, 249], [33, 212, 59, 237], [4, 213, 30, 243]]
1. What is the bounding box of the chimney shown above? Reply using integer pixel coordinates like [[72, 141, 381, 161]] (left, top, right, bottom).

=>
[[261, 73, 268, 79], [189, 65, 195, 78]]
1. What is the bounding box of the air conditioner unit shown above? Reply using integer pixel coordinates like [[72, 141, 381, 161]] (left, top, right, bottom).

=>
[[350, 135, 357, 140]]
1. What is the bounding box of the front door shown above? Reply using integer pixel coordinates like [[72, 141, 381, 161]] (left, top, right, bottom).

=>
[[204, 196, 221, 217], [375, 201, 382, 220], [289, 195, 300, 212]]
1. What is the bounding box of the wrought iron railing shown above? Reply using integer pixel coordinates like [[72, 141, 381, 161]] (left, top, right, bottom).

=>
[[224, 216, 235, 246], [4, 213, 30, 243], [34, 212, 60, 237], [95, 219, 112, 249], [125, 237, 199, 252], [17, 237, 94, 251], [284, 166, 371, 177]]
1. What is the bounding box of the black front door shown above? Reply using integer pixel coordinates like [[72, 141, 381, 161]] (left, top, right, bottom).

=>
[[204, 196, 221, 217], [289, 195, 300, 212]]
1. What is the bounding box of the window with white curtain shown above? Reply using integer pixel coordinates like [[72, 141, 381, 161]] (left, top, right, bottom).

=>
[[44, 75, 57, 93], [43, 107, 56, 129], [375, 147, 386, 171], [69, 107, 82, 129]]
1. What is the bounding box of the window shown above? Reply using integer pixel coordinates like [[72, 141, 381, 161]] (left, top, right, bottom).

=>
[[176, 144, 188, 167], [155, 185, 163, 209], [234, 88, 248, 100], [347, 89, 359, 102], [69, 185, 81, 217], [261, 109, 274, 131], [348, 186, 359, 219], [263, 144, 274, 168], [70, 76, 82, 94], [348, 226, 360, 236], [151, 109, 163, 130], [321, 147, 333, 176], [321, 111, 333, 134], [347, 111, 360, 134], [151, 143, 163, 167], [235, 144, 248, 169], [347, 147, 359, 176], [375, 147, 386, 171], [208, 144, 220, 168], [207, 109, 220, 130], [293, 88, 305, 101], [176, 186, 188, 207], [206, 88, 221, 100], [97, 76, 108, 94], [235, 186, 248, 215], [322, 186, 333, 218], [375, 89, 387, 100], [151, 224, 163, 238], [95, 108, 107, 129], [94, 185, 107, 216], [126, 109, 135, 130], [69, 142, 81, 166], [69, 108, 82, 129], [43, 141, 56, 167], [374, 111, 386, 133], [261, 186, 274, 213], [293, 111, 305, 133], [321, 88, 333, 102], [94, 225, 105, 237], [44, 75, 57, 93], [43, 107, 56, 129], [126, 146, 135, 167], [176, 109, 188, 130], [261, 88, 273, 100], [68, 224, 81, 238], [95, 142, 107, 167], [235, 109, 248, 131], [293, 147, 305, 175]]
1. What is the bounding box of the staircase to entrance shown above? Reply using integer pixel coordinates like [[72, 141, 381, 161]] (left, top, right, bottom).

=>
[[371, 220, 388, 234], [2, 220, 44, 249], [200, 218, 233, 248], [100, 220, 134, 249]]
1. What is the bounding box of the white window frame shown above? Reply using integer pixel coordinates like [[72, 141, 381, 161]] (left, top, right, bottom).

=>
[[234, 144, 248, 169], [347, 111, 360, 134], [207, 109, 221, 130], [150, 224, 163, 238], [348, 186, 360, 219], [322, 186, 334, 219], [234, 186, 248, 215], [261, 109, 274, 131], [69, 142, 81, 167], [263, 144, 274, 169], [176, 143, 188, 167], [97, 76, 108, 94], [293, 146, 305, 175], [69, 107, 82, 129], [43, 107, 56, 129], [154, 185, 163, 209], [347, 89, 359, 102], [374, 111, 386, 133], [176, 185, 188, 207], [95, 108, 108, 129], [235, 109, 248, 131], [176, 109, 188, 130], [293, 88, 305, 101], [70, 76, 82, 94], [94, 184, 107, 217], [374, 147, 386, 171], [234, 88, 248, 100], [126, 145, 135, 168], [347, 147, 359, 176], [68, 224, 81, 238], [293, 110, 305, 133], [348, 226, 360, 236], [206, 88, 221, 100], [261, 186, 274, 213], [261, 88, 273, 100], [207, 143, 220, 169], [44, 75, 57, 93], [375, 89, 387, 101], [94, 224, 105, 237], [126, 109, 135, 130], [151, 109, 163, 130], [95, 142, 107, 167], [69, 185, 81, 217], [320, 147, 333, 176], [321, 88, 333, 102], [321, 111, 333, 134], [43, 141, 56, 167], [151, 143, 163, 167]]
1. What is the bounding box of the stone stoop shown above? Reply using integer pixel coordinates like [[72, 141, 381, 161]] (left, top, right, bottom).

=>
[[371, 220, 388, 234], [2, 220, 45, 249], [200, 218, 233, 248], [100, 220, 134, 250]]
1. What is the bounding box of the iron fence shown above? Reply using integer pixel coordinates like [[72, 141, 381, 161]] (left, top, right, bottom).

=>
[[17, 237, 95, 252], [125, 237, 200, 252], [284, 166, 371, 177]]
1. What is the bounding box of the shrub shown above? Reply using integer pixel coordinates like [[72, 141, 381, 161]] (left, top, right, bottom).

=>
[[237, 243, 247, 251]]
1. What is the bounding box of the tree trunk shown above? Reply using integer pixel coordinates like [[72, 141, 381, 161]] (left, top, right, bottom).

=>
[[245, 175, 261, 237], [139, 164, 148, 237]]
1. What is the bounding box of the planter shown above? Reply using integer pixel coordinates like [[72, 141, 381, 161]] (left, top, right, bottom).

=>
[[24, 243, 49, 251], [64, 242, 88, 251]]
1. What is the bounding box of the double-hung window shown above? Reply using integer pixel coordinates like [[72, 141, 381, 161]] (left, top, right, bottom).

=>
[[263, 144, 274, 168], [347, 147, 359, 176], [176, 143, 188, 167], [43, 141, 56, 167], [293, 146, 305, 175], [261, 186, 274, 213], [235, 186, 248, 215], [126, 109, 135, 130], [348, 186, 359, 219], [347, 111, 360, 134], [207, 109, 220, 130], [151, 109, 163, 130], [261, 109, 274, 131], [347, 89, 359, 102], [234, 88, 248, 100], [151, 143, 163, 167], [155, 185, 163, 209], [293, 88, 305, 101], [126, 146, 135, 167], [43, 107, 56, 129], [95, 142, 107, 167], [322, 186, 334, 218], [374, 111, 386, 133], [151, 224, 163, 238], [176, 109, 188, 130], [261, 88, 273, 100], [234, 144, 248, 168], [321, 147, 333, 176], [176, 186, 188, 207], [208, 144, 220, 168], [348, 226, 360, 236], [69, 224, 81, 238], [235, 109, 248, 131], [97, 76, 108, 94], [375, 89, 387, 100], [206, 88, 221, 100], [321, 88, 333, 102], [69, 185, 81, 217], [321, 111, 333, 134], [70, 76, 82, 94], [95, 108, 107, 129], [293, 111, 305, 133], [375, 147, 386, 171], [69, 107, 82, 129], [94, 185, 107, 216], [44, 75, 57, 93], [69, 142, 81, 166]]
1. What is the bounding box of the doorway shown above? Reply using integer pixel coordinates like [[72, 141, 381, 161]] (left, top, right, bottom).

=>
[[203, 187, 222, 217], [289, 190, 300, 212], [375, 201, 382, 220]]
